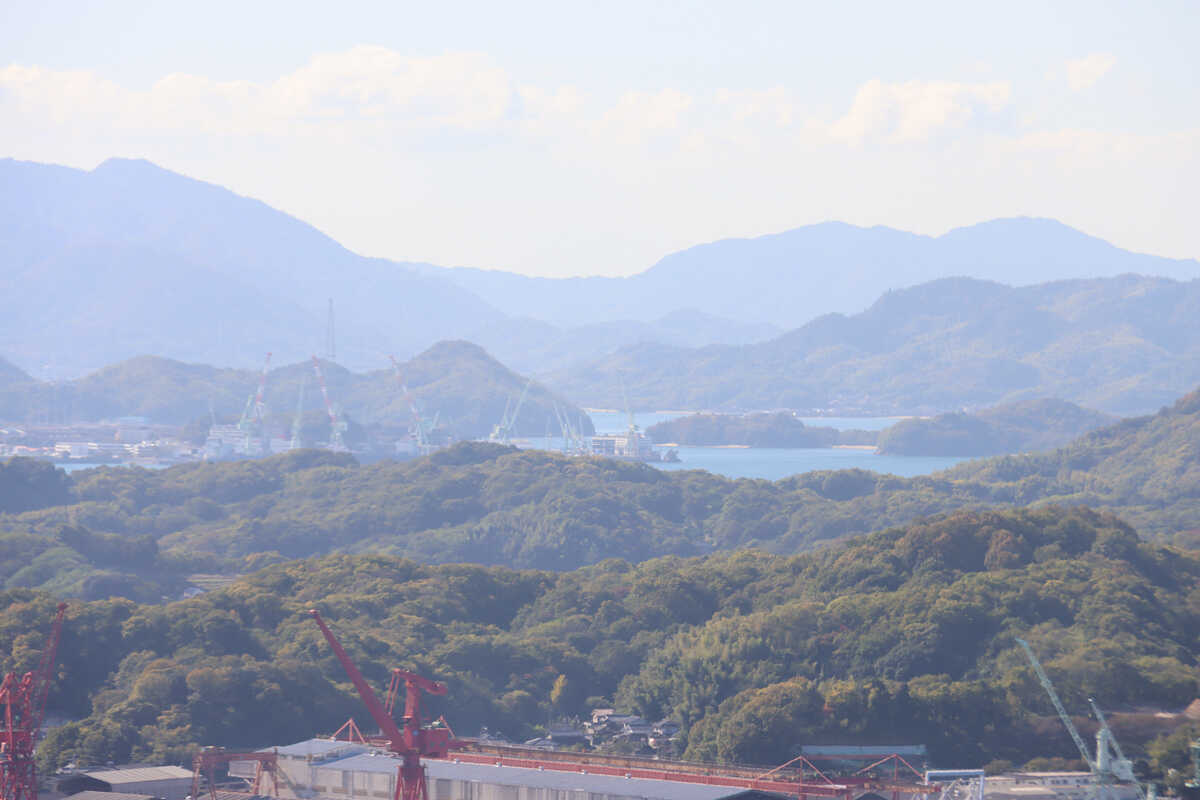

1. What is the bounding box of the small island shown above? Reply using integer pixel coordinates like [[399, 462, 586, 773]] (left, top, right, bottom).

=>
[[876, 397, 1114, 457], [646, 411, 877, 448]]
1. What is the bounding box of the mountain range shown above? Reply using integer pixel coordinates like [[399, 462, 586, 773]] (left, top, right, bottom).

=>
[[551, 274, 1200, 415], [4, 157, 1198, 385], [430, 216, 1200, 327]]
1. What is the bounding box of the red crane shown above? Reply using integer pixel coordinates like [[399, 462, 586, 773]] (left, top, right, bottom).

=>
[[308, 610, 460, 800], [191, 747, 279, 800], [0, 603, 67, 800], [310, 356, 346, 451]]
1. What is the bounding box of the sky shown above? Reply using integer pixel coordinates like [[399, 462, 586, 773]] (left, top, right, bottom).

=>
[[2, 1, 1197, 277]]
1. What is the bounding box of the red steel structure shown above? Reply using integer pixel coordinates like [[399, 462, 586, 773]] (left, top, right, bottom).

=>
[[308, 610, 461, 800], [191, 748, 279, 800], [0, 603, 67, 800]]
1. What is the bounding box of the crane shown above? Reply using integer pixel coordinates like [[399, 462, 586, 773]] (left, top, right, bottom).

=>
[[308, 610, 461, 800], [0, 602, 67, 800], [1088, 698, 1149, 800], [490, 378, 534, 445], [1017, 638, 1134, 800], [289, 376, 307, 451], [254, 352, 272, 426], [388, 356, 430, 454], [310, 356, 347, 451]]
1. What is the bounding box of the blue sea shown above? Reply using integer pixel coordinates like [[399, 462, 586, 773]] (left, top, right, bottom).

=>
[[518, 410, 969, 481]]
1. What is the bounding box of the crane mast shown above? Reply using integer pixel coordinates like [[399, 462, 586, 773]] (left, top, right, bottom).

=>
[[289, 376, 307, 451], [0, 602, 67, 800], [310, 356, 347, 451], [254, 352, 272, 425], [388, 356, 429, 453]]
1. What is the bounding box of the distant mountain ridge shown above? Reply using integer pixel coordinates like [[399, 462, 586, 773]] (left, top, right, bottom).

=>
[[551, 275, 1200, 416], [0, 340, 592, 439], [5, 156, 1198, 384], [0, 157, 504, 375], [431, 217, 1200, 328]]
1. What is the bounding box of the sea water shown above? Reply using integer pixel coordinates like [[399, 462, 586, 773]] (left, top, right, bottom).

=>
[[572, 410, 968, 480]]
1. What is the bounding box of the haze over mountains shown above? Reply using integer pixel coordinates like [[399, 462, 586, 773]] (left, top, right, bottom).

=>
[[4, 157, 1198, 389], [556, 275, 1200, 415]]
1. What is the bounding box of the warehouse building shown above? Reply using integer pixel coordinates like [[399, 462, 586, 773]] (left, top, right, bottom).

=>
[[58, 765, 194, 800], [243, 739, 757, 800]]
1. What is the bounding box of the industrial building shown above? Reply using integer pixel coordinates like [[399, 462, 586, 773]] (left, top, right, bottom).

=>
[[57, 765, 195, 800], [236, 739, 773, 800]]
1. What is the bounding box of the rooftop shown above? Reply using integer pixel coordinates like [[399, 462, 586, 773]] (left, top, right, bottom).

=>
[[315, 752, 737, 800], [272, 739, 369, 759], [68, 791, 156, 800], [81, 766, 194, 784]]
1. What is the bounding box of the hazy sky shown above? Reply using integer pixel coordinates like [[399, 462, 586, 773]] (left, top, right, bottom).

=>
[[3, 1, 1197, 277]]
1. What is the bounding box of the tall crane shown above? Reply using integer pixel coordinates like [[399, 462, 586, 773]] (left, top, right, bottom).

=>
[[0, 602, 67, 800], [1017, 638, 1133, 800], [289, 376, 307, 451], [310, 356, 347, 451], [308, 610, 461, 800], [388, 356, 429, 453], [490, 378, 534, 445], [254, 352, 273, 426], [1088, 698, 1148, 800]]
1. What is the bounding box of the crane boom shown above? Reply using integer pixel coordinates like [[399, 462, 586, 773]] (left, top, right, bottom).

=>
[[308, 610, 460, 800], [388, 356, 428, 450], [1016, 638, 1096, 770], [254, 352, 272, 424], [308, 610, 405, 747], [310, 356, 346, 450], [29, 603, 66, 738]]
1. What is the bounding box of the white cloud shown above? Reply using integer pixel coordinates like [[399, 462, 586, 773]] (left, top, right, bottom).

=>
[[829, 79, 1010, 144], [1, 50, 1194, 275], [0, 48, 520, 134], [1065, 53, 1116, 91]]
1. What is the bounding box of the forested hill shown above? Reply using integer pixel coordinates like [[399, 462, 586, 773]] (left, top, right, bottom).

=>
[[0, 385, 1196, 601], [552, 275, 1200, 416], [877, 398, 1114, 457], [9, 506, 1199, 781], [0, 341, 592, 440], [0, 357, 31, 388], [646, 411, 876, 448]]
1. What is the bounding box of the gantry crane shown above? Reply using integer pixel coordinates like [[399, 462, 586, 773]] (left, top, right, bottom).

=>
[[308, 610, 461, 800], [0, 603, 67, 800], [191, 747, 279, 800]]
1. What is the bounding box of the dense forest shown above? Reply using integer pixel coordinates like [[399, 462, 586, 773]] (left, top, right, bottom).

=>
[[877, 399, 1114, 457], [646, 412, 876, 448], [0, 385, 1196, 600], [5, 506, 1198, 786], [0, 341, 593, 440]]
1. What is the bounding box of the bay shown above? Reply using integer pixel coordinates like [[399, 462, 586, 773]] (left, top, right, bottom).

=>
[[524, 410, 969, 481]]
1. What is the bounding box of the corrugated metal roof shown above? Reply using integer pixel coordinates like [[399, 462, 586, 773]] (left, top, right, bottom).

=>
[[69, 791, 158, 800], [316, 753, 735, 800], [273, 739, 369, 758], [82, 766, 194, 784]]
